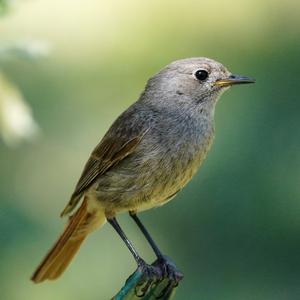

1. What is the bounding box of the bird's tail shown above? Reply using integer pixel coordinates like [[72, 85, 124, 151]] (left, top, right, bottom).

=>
[[31, 197, 106, 283]]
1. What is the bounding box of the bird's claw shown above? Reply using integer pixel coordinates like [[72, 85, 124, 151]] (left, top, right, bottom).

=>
[[134, 260, 162, 297], [154, 255, 183, 284], [134, 257, 183, 298], [153, 255, 183, 299]]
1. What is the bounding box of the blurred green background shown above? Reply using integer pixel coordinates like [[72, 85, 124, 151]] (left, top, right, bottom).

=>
[[0, 0, 299, 299]]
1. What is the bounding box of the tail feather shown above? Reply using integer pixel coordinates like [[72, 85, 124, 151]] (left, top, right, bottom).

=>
[[31, 198, 106, 283]]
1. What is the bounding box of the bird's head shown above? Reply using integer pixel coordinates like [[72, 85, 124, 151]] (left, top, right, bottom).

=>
[[143, 57, 255, 109]]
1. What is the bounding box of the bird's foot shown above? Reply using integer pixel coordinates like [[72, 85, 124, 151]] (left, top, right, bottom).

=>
[[152, 255, 183, 299], [134, 259, 162, 297]]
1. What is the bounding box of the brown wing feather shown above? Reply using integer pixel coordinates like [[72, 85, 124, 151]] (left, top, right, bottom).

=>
[[61, 128, 149, 217]]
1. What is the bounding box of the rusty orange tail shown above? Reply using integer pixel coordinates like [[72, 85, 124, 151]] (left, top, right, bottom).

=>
[[31, 198, 106, 283]]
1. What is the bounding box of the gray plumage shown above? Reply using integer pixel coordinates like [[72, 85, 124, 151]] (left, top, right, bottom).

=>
[[31, 57, 255, 283], [63, 58, 233, 217]]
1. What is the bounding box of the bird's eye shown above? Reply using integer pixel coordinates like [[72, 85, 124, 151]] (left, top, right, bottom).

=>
[[194, 69, 209, 81]]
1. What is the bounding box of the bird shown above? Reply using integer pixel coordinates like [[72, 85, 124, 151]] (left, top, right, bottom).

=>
[[31, 57, 255, 286]]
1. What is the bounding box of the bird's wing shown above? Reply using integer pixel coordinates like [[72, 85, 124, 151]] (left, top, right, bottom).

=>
[[61, 123, 149, 217]]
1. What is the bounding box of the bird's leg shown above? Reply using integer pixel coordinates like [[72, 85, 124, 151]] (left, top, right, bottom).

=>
[[129, 212, 183, 285], [108, 217, 161, 293], [108, 217, 142, 264], [129, 212, 163, 258]]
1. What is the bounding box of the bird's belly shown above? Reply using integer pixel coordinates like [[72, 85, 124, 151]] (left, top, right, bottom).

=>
[[94, 130, 214, 214], [95, 167, 195, 214]]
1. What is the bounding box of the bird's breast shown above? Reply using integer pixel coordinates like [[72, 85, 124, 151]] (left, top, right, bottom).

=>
[[129, 115, 215, 206], [94, 113, 215, 213]]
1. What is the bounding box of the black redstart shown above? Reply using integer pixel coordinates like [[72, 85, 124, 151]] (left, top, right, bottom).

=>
[[31, 57, 255, 287]]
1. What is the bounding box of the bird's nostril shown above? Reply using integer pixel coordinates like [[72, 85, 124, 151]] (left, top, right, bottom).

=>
[[229, 74, 236, 79]]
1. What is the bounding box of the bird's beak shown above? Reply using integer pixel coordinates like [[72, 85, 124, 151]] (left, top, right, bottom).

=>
[[214, 74, 255, 87]]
